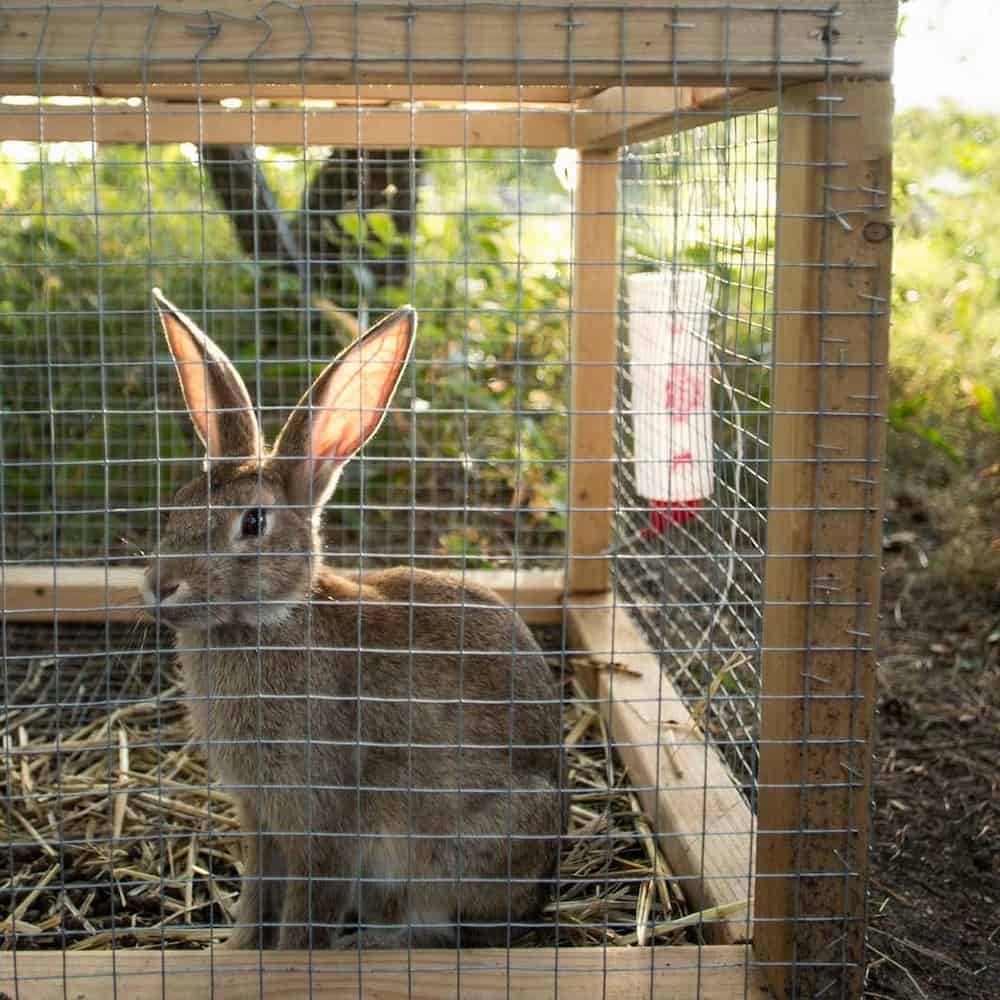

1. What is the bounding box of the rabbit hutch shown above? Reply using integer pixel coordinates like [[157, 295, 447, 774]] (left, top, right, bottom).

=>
[[0, 1, 895, 998]]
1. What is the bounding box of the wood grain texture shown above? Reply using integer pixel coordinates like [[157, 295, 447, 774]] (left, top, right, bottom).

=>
[[0, 89, 783, 150], [0, 2, 897, 86], [0, 565, 566, 625], [83, 83, 593, 103], [754, 80, 893, 1000], [567, 594, 755, 945], [0, 104, 573, 148], [566, 149, 619, 594], [576, 86, 779, 148], [0, 945, 770, 999]]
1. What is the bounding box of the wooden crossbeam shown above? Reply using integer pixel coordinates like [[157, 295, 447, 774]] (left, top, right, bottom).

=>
[[87, 84, 591, 104], [0, 104, 573, 149], [576, 86, 778, 148], [0, 2, 897, 87], [0, 89, 780, 148], [0, 565, 567, 626], [0, 946, 769, 999]]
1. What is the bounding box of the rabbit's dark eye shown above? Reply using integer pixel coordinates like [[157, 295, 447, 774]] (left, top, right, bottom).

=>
[[241, 508, 266, 538]]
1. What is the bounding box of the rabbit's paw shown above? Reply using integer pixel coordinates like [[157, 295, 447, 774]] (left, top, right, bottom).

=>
[[221, 923, 262, 950]]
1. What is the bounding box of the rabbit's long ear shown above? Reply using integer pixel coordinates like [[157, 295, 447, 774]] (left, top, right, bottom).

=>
[[152, 288, 261, 460], [272, 306, 415, 509]]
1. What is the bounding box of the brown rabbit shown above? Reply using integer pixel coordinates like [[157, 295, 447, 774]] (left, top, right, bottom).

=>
[[142, 289, 564, 950]]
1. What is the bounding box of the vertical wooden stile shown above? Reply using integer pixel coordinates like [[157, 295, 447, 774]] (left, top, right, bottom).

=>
[[754, 81, 893, 999], [566, 148, 619, 594]]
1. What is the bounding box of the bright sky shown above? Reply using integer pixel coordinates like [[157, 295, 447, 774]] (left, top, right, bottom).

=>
[[894, 0, 999, 111]]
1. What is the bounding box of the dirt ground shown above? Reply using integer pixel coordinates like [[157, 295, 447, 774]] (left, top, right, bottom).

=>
[[865, 439, 1000, 999]]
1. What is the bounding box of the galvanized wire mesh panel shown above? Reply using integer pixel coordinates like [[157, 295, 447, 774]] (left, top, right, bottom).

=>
[[613, 110, 776, 795], [1, 144, 571, 571], [0, 2, 895, 998]]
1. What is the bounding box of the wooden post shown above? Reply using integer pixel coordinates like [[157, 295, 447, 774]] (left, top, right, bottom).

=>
[[566, 148, 619, 594], [754, 81, 893, 999]]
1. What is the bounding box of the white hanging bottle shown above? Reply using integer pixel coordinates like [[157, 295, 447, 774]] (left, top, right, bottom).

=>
[[626, 268, 714, 534]]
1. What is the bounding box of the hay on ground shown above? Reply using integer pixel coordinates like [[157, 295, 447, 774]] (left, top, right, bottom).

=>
[[1, 624, 696, 950]]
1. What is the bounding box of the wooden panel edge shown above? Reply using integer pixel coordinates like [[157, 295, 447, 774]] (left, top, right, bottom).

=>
[[0, 2, 896, 87], [0, 944, 769, 1000], [0, 565, 566, 626], [83, 83, 590, 103], [0, 105, 572, 149], [576, 87, 778, 149], [566, 149, 619, 594]]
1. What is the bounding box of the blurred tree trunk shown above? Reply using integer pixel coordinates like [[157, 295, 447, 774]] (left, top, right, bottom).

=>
[[302, 148, 422, 290], [199, 145, 422, 294], [198, 144, 304, 282]]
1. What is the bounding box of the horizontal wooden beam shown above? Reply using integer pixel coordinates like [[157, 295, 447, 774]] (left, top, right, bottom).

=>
[[567, 593, 756, 946], [576, 86, 778, 148], [0, 2, 897, 87], [0, 565, 567, 626], [0, 946, 769, 999], [13, 83, 593, 105], [0, 565, 146, 623], [0, 92, 786, 148], [0, 105, 573, 148]]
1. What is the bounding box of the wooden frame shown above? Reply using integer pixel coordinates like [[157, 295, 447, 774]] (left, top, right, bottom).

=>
[[0, 104, 576, 149], [0, 565, 567, 627], [0, 88, 768, 150], [566, 148, 620, 593], [0, 946, 770, 999], [0, 1, 896, 996], [0, 2, 895, 88], [754, 79, 892, 1000]]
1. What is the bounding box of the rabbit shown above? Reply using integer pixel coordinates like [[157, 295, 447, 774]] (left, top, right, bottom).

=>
[[142, 289, 564, 951]]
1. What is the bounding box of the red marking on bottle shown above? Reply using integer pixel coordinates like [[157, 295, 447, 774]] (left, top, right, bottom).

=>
[[642, 497, 702, 537], [663, 365, 705, 422]]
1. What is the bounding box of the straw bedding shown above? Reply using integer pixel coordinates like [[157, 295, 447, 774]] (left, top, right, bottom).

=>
[[1, 623, 698, 950]]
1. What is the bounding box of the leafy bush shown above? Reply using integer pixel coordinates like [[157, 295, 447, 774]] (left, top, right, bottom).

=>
[[0, 144, 571, 565], [891, 105, 1000, 469]]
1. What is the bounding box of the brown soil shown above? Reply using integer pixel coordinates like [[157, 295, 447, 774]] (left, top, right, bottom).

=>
[[866, 448, 1000, 999]]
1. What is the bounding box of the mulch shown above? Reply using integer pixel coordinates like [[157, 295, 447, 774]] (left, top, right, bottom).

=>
[[866, 503, 1000, 998]]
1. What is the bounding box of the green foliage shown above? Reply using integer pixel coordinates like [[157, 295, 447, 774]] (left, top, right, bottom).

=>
[[891, 104, 1000, 467], [333, 150, 572, 562], [8, 101, 988, 567], [0, 144, 570, 563]]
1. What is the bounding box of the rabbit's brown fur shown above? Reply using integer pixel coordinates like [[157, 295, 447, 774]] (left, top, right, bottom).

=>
[[144, 293, 564, 949]]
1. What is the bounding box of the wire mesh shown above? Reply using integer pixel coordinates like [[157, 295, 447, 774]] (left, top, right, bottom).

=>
[[613, 110, 776, 795], [0, 142, 571, 571], [0, 1, 893, 997]]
